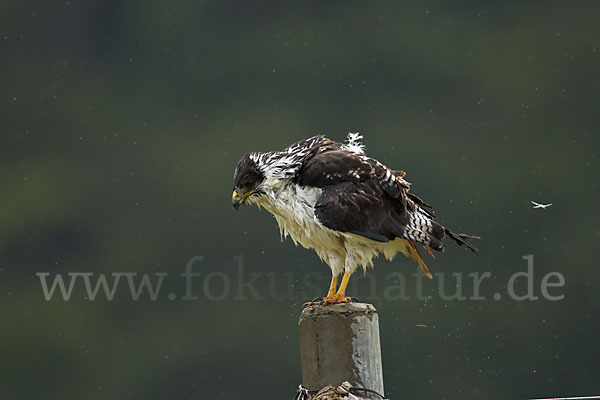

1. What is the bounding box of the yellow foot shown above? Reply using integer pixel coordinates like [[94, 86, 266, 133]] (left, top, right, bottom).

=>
[[322, 293, 352, 305], [302, 296, 358, 308], [302, 297, 324, 308]]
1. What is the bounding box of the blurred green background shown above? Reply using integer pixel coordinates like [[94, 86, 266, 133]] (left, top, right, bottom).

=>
[[1, 1, 599, 399]]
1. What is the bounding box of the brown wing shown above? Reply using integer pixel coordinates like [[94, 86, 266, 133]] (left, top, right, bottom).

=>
[[297, 150, 448, 250]]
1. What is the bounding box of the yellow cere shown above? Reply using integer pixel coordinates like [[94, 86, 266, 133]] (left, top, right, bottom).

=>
[[232, 190, 240, 199]]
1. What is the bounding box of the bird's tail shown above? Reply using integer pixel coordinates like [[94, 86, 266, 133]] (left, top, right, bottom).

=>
[[445, 229, 480, 255], [405, 229, 480, 279]]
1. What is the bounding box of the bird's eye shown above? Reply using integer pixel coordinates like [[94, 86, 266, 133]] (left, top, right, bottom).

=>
[[243, 176, 260, 191]]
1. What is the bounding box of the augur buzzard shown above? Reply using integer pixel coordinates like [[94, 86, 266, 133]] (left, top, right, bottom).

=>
[[232, 134, 479, 305]]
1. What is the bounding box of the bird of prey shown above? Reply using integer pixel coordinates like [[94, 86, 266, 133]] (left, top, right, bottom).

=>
[[232, 133, 479, 305], [531, 201, 553, 209]]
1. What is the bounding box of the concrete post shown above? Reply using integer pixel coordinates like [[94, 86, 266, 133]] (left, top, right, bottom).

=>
[[299, 303, 384, 396]]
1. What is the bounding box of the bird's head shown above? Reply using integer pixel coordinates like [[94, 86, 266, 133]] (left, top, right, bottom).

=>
[[232, 153, 266, 209]]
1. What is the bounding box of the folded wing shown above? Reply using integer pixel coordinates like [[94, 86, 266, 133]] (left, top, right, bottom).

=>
[[296, 150, 461, 252]]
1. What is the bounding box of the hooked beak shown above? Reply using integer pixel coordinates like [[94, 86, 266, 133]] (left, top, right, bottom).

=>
[[232, 189, 254, 209], [232, 190, 242, 209]]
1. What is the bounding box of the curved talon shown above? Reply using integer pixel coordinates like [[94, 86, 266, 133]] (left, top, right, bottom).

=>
[[303, 295, 358, 307], [303, 297, 325, 308], [320, 295, 354, 305]]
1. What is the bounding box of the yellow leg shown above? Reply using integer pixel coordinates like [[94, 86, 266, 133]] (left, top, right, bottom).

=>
[[304, 272, 355, 308], [335, 271, 351, 297], [321, 271, 353, 305], [326, 275, 338, 298]]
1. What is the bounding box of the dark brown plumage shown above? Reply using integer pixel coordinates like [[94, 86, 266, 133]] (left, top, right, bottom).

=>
[[232, 133, 479, 304]]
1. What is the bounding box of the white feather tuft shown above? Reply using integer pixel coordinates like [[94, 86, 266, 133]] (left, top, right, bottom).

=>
[[345, 132, 365, 154]]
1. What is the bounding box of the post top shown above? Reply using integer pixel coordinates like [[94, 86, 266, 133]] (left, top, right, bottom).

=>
[[300, 302, 377, 320]]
